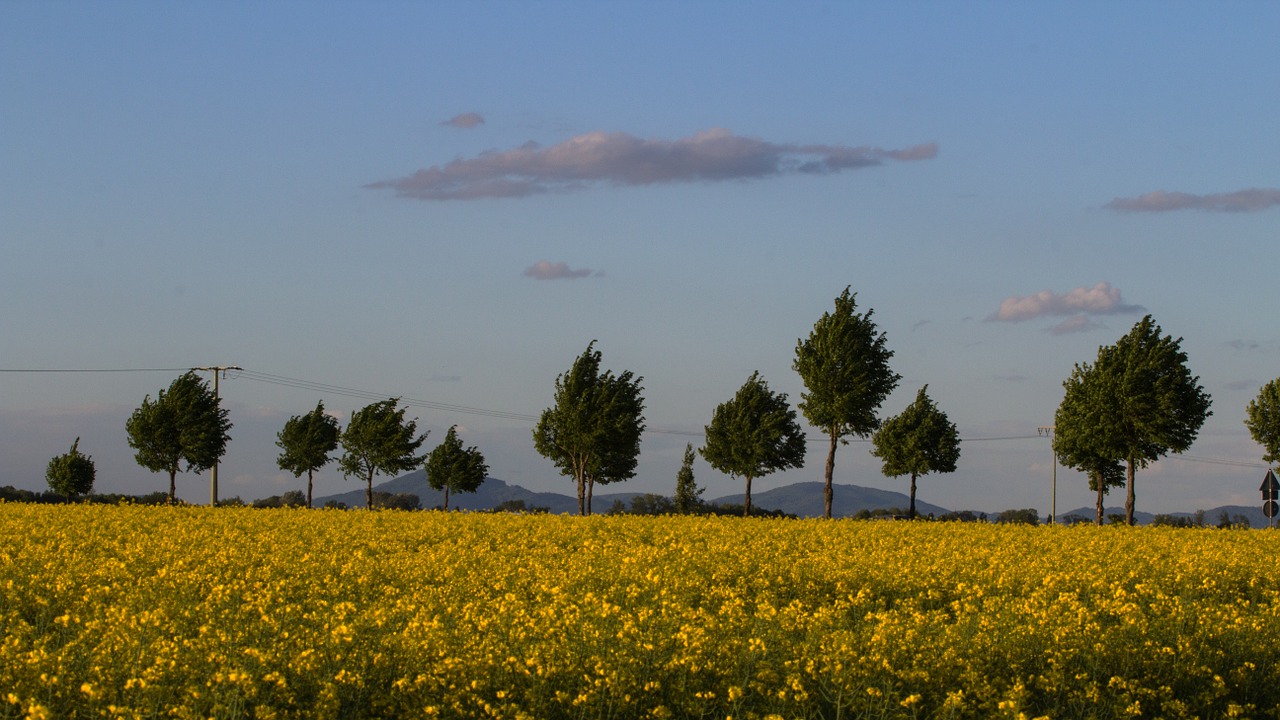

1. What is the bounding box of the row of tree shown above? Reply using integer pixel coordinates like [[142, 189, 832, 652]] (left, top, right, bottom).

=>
[[43, 289, 1280, 520]]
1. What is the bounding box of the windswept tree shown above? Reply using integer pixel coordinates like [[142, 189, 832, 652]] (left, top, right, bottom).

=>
[[426, 425, 489, 510], [870, 386, 961, 519], [1054, 360, 1127, 525], [673, 442, 704, 514], [275, 400, 341, 508], [794, 287, 900, 518], [533, 341, 646, 516], [1101, 315, 1212, 525], [125, 371, 233, 504], [45, 438, 95, 501], [701, 372, 806, 516], [337, 398, 428, 510], [1246, 378, 1280, 468]]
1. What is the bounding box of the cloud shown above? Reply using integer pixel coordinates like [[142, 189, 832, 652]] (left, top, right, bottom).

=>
[[1048, 315, 1103, 335], [442, 112, 485, 129], [1106, 188, 1280, 213], [988, 282, 1143, 324], [367, 128, 937, 200], [523, 261, 595, 280]]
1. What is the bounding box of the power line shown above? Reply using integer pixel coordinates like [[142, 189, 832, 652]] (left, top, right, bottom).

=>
[[0, 367, 193, 373]]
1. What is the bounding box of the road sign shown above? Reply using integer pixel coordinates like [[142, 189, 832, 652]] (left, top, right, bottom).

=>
[[1266, 501, 1279, 519], [1263, 470, 1280, 500]]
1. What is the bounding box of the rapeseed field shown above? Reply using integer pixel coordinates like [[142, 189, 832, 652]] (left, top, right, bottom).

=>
[[1, 503, 1277, 719]]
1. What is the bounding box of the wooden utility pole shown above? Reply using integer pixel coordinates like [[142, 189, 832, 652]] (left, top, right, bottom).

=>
[[195, 366, 241, 506]]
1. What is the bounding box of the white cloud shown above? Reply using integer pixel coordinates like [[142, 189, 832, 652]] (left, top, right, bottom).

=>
[[1107, 188, 1280, 213], [523, 261, 594, 280], [442, 112, 485, 129], [989, 282, 1143, 324], [368, 128, 937, 200]]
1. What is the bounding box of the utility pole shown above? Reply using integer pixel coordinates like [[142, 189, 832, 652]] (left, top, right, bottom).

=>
[[1038, 425, 1056, 524], [195, 365, 241, 507]]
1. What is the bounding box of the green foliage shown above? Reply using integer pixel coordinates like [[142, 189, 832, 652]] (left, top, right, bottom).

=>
[[994, 508, 1040, 525], [125, 371, 233, 504], [794, 287, 900, 518], [337, 398, 427, 510], [1054, 360, 1127, 525], [1091, 316, 1212, 525], [672, 443, 703, 514], [252, 490, 307, 509], [701, 371, 806, 516], [425, 425, 489, 510], [870, 386, 960, 519], [372, 492, 420, 511], [533, 341, 646, 515], [275, 401, 341, 508], [1245, 378, 1280, 465], [45, 437, 96, 500], [490, 499, 550, 514], [628, 493, 676, 516]]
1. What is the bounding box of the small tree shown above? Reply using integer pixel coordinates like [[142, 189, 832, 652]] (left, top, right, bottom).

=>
[[673, 443, 704, 513], [125, 371, 233, 504], [337, 398, 428, 510], [533, 342, 646, 515], [1246, 378, 1280, 467], [1102, 316, 1212, 525], [794, 287, 900, 519], [870, 386, 961, 520], [276, 400, 341, 508], [701, 372, 806, 516], [1054, 359, 1127, 525], [45, 438, 95, 501], [426, 425, 489, 510]]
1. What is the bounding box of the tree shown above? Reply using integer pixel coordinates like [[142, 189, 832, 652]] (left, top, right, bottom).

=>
[[673, 442, 704, 513], [533, 341, 646, 515], [1100, 316, 1212, 525], [701, 371, 806, 516], [1245, 378, 1280, 467], [125, 371, 233, 504], [794, 287, 900, 519], [1054, 360, 1127, 525], [275, 400, 341, 508], [45, 438, 95, 501], [337, 398, 427, 510], [425, 425, 489, 510], [870, 386, 961, 520]]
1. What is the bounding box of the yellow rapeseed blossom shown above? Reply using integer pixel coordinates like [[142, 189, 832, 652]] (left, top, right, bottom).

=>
[[2, 503, 1280, 718]]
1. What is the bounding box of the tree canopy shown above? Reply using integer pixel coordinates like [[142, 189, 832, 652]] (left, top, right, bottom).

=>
[[125, 371, 233, 504], [45, 437, 95, 500], [276, 400, 341, 508], [672, 442, 703, 514], [794, 287, 900, 518], [1246, 378, 1280, 466], [701, 371, 806, 516], [426, 425, 489, 510], [533, 341, 645, 515], [870, 385, 960, 519], [1054, 360, 1127, 525], [337, 398, 427, 510], [1069, 315, 1212, 525]]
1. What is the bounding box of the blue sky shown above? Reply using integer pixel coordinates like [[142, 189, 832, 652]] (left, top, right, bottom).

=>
[[3, 1, 1277, 515]]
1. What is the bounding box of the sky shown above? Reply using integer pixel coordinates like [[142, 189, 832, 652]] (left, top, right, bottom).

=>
[[2, 1, 1278, 516]]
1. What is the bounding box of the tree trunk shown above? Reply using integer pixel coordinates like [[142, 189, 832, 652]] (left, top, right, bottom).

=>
[[307, 469, 314, 509], [823, 432, 837, 519], [168, 469, 177, 505], [1125, 456, 1136, 525], [366, 469, 375, 510], [909, 472, 918, 519], [444, 484, 451, 511], [1095, 471, 1105, 526], [587, 477, 594, 516], [576, 470, 586, 516], [743, 475, 753, 517]]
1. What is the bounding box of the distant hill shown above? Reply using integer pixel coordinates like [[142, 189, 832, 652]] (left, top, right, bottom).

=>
[[315, 473, 952, 518], [710, 482, 950, 518]]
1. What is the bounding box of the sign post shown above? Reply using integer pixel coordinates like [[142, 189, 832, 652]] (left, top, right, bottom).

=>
[[1262, 470, 1279, 529]]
